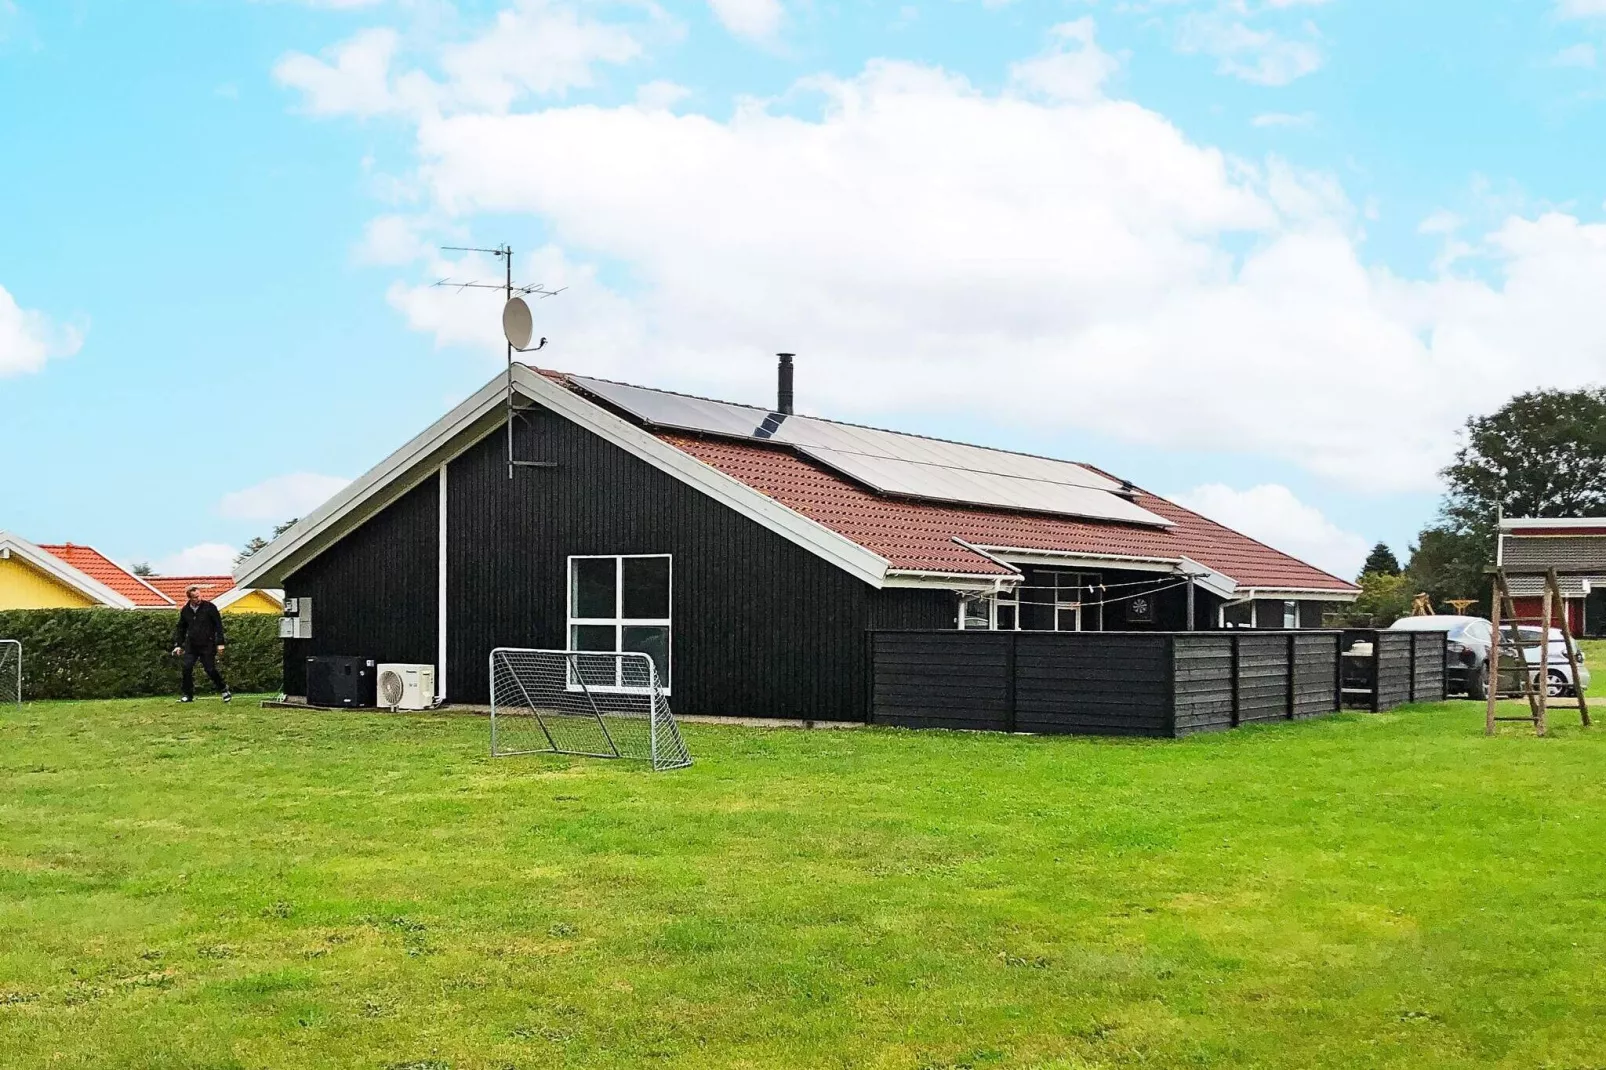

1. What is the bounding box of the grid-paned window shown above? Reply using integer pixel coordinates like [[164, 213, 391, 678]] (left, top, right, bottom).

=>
[[568, 555, 672, 690]]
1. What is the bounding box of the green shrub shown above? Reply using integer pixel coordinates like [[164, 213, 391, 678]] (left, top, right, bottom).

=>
[[0, 609, 281, 700]]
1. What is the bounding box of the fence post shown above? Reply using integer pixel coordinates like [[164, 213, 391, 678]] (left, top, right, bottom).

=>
[[1286, 632, 1297, 719], [865, 631, 875, 725], [1372, 633, 1383, 713], [1004, 632, 1018, 734], [1230, 633, 1241, 727], [1332, 632, 1342, 713], [1408, 633, 1418, 703], [1166, 635, 1178, 737]]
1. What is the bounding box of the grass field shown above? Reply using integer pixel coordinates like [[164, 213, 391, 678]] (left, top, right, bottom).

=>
[[3, 657, 1606, 1069]]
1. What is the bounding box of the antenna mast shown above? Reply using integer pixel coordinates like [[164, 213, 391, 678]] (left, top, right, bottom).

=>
[[436, 245, 564, 478]]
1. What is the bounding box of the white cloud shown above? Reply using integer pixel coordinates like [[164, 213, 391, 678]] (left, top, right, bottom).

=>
[[153, 543, 239, 576], [274, 3, 647, 118], [274, 27, 405, 117], [1177, 14, 1324, 85], [287, 18, 1606, 497], [438, 2, 643, 110], [0, 284, 82, 377], [1557, 0, 1606, 17], [636, 79, 691, 111], [707, 0, 785, 42], [356, 214, 433, 264], [220, 473, 351, 522], [1251, 110, 1315, 128], [1174, 484, 1367, 579], [1553, 42, 1597, 68], [1007, 18, 1119, 103]]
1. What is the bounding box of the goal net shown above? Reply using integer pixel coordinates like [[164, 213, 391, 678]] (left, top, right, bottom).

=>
[[0, 640, 19, 706], [489, 648, 691, 771]]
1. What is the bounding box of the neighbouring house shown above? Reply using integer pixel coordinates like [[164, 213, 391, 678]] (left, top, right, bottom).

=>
[[236, 360, 1360, 720], [144, 576, 284, 614], [1498, 516, 1606, 637], [0, 531, 281, 613]]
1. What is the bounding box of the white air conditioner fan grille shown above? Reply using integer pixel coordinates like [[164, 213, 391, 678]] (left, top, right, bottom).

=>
[[379, 670, 405, 707]]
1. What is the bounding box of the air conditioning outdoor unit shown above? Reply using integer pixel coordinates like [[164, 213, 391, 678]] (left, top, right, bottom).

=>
[[376, 663, 436, 711]]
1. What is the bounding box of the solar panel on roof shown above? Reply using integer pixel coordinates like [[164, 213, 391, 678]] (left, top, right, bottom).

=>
[[569, 376, 1172, 528], [798, 446, 1171, 525]]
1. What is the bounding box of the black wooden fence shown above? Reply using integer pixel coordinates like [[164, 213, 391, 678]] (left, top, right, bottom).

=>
[[868, 629, 1446, 738], [1340, 629, 1449, 711]]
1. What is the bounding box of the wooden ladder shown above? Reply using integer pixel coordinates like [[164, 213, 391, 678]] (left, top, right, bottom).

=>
[[1485, 568, 1592, 737]]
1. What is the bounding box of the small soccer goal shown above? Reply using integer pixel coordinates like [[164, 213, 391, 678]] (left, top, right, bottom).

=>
[[489, 648, 691, 771], [0, 639, 19, 706]]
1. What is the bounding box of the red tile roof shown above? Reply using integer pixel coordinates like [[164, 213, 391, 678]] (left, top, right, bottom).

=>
[[145, 575, 238, 606], [37, 543, 175, 607], [656, 433, 1357, 592]]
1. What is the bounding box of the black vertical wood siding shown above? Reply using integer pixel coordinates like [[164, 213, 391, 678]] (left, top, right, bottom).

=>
[[280, 476, 439, 697], [442, 411, 951, 718]]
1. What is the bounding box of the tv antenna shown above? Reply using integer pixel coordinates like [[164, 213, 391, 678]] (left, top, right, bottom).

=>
[[435, 245, 566, 479]]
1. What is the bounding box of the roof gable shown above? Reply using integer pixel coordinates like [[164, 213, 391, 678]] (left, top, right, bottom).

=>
[[0, 532, 144, 609], [231, 365, 1356, 597], [38, 544, 173, 607]]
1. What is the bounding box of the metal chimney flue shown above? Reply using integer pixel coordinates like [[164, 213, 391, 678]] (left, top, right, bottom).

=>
[[776, 353, 795, 415]]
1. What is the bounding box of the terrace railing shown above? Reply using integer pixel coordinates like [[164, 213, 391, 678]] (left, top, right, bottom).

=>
[[867, 629, 1445, 738]]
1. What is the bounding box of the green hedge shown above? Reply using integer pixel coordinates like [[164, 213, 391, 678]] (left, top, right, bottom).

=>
[[0, 609, 282, 700]]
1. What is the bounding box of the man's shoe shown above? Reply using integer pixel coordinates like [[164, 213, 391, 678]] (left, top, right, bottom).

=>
[[180, 696, 194, 703], [222, 690, 232, 703]]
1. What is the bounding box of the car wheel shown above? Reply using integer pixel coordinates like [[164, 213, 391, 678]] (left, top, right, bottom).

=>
[[1467, 661, 1488, 700], [1546, 669, 1569, 698]]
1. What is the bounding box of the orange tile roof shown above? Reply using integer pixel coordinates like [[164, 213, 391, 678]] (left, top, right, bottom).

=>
[[37, 543, 175, 607], [145, 575, 238, 606], [656, 433, 1357, 592]]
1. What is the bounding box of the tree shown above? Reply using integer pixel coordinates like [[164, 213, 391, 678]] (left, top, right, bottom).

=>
[[234, 519, 299, 569], [1353, 571, 1415, 626], [1407, 387, 1606, 611], [1359, 542, 1400, 578], [130, 562, 154, 577]]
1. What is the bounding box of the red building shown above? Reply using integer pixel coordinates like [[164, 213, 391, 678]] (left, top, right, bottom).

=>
[[1497, 517, 1606, 636]]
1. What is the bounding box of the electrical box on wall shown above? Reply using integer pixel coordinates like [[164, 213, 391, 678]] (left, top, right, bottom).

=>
[[279, 596, 314, 639]]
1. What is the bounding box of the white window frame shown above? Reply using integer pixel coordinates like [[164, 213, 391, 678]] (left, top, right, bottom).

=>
[[566, 554, 672, 694], [1283, 600, 1298, 629]]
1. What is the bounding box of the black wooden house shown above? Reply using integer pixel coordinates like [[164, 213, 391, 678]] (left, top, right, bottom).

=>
[[237, 361, 1358, 720]]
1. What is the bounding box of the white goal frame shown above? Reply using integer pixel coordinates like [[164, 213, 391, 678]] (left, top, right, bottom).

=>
[[0, 639, 19, 706], [489, 647, 691, 771]]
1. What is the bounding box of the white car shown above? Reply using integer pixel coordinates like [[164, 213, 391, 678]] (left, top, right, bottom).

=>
[[1504, 625, 1591, 698]]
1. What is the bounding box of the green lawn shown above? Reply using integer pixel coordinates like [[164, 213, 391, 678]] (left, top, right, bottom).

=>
[[3, 675, 1606, 1069]]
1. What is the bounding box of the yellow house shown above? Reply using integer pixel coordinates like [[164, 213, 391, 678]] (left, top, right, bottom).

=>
[[0, 532, 282, 613]]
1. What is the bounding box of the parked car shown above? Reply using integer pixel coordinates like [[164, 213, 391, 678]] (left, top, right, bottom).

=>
[[1503, 625, 1591, 698], [1388, 615, 1494, 698], [1386, 615, 1590, 699]]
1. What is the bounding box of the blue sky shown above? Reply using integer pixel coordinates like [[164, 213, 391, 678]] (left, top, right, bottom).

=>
[[3, 0, 1606, 579]]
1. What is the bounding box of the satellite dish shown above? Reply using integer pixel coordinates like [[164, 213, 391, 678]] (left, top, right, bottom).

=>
[[502, 296, 534, 351]]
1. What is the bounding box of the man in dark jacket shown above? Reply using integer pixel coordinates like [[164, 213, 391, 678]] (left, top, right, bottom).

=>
[[172, 585, 231, 703]]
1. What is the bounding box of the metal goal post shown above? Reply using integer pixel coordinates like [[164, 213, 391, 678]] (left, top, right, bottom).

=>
[[489, 648, 691, 771], [0, 640, 19, 706]]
